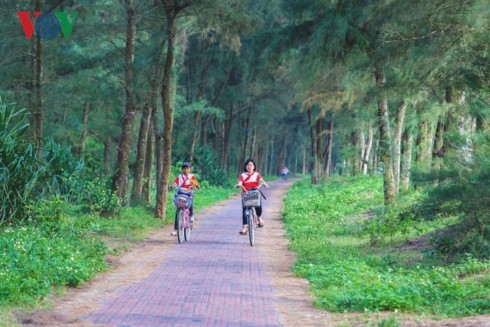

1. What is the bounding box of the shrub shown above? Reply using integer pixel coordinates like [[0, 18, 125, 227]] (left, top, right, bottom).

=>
[[0, 99, 46, 224]]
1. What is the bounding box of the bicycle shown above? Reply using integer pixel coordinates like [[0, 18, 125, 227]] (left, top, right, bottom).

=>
[[170, 186, 194, 244], [237, 185, 266, 246]]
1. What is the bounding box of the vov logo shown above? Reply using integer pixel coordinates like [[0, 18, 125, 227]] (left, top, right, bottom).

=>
[[17, 11, 79, 40]]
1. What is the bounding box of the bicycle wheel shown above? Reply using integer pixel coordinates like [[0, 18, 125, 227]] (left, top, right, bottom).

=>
[[247, 208, 255, 246], [177, 209, 185, 244], [184, 212, 191, 241]]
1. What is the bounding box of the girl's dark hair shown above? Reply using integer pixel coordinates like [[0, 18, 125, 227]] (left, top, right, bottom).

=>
[[243, 158, 257, 172]]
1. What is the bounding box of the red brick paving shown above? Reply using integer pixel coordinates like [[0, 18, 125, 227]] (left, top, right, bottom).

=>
[[86, 187, 282, 326]]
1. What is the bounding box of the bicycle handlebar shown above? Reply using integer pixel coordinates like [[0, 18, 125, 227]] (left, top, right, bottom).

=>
[[235, 185, 267, 200], [169, 184, 198, 193]]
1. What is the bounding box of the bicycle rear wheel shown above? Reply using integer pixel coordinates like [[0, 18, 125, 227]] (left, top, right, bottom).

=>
[[247, 208, 255, 246], [177, 209, 185, 244]]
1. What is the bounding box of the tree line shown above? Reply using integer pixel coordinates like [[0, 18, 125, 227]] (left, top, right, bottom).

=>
[[0, 0, 488, 225]]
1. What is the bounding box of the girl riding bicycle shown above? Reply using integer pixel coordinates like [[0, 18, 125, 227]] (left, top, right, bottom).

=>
[[171, 161, 200, 236], [235, 158, 269, 235]]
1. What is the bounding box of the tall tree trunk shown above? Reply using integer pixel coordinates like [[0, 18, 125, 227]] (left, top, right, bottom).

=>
[[103, 106, 112, 174], [79, 103, 90, 160], [307, 107, 318, 184], [400, 129, 413, 192], [371, 138, 379, 177], [269, 138, 274, 176], [251, 126, 258, 160], [153, 104, 164, 216], [351, 129, 360, 176], [375, 67, 395, 205], [315, 118, 324, 178], [238, 106, 251, 175], [155, 0, 190, 220], [131, 102, 152, 203], [416, 120, 434, 170], [112, 0, 137, 204], [133, 25, 165, 204], [104, 136, 112, 175], [32, 1, 44, 159], [323, 120, 333, 176], [457, 92, 474, 163], [362, 124, 373, 175], [142, 124, 154, 203], [221, 103, 233, 173], [393, 101, 407, 194]]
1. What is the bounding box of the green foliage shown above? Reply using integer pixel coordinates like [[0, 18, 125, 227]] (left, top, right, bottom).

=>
[[283, 177, 490, 317], [25, 195, 65, 224], [410, 130, 490, 260], [0, 224, 109, 306], [0, 99, 46, 224], [193, 146, 230, 186], [0, 98, 120, 223], [66, 177, 121, 216]]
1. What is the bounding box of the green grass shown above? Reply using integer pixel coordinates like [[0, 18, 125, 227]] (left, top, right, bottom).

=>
[[283, 176, 490, 317]]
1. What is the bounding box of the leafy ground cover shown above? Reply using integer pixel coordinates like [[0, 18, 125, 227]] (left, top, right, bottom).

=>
[[282, 177, 490, 318]]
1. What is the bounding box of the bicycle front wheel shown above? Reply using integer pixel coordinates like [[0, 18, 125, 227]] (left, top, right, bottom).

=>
[[177, 209, 185, 244], [247, 208, 255, 246], [184, 217, 191, 241]]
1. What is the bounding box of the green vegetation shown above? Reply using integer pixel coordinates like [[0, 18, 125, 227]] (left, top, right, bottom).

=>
[[283, 177, 490, 317]]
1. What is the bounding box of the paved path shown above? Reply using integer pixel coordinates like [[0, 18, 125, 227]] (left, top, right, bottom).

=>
[[85, 181, 292, 326]]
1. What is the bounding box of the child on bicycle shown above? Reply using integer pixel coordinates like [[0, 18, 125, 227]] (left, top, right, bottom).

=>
[[235, 158, 269, 235], [171, 161, 200, 236]]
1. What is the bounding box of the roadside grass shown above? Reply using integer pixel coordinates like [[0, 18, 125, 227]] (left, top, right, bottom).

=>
[[283, 176, 490, 318], [0, 184, 236, 314]]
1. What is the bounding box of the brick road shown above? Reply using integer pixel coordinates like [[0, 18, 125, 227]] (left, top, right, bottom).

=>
[[85, 183, 286, 327]]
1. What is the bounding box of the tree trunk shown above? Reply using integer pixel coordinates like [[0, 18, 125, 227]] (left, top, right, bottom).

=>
[[155, 0, 190, 220], [79, 103, 90, 160], [416, 120, 434, 170], [142, 124, 154, 203], [400, 129, 413, 192], [315, 117, 324, 178], [393, 101, 407, 194], [362, 124, 373, 175], [32, 1, 44, 159], [221, 103, 233, 173], [153, 104, 164, 217], [133, 24, 166, 204], [131, 102, 152, 203], [302, 147, 307, 175], [375, 67, 395, 205], [102, 105, 112, 174], [351, 129, 360, 176], [371, 138, 379, 177], [307, 107, 318, 184], [112, 0, 137, 204], [238, 106, 251, 175], [323, 120, 333, 176], [458, 93, 474, 164]]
